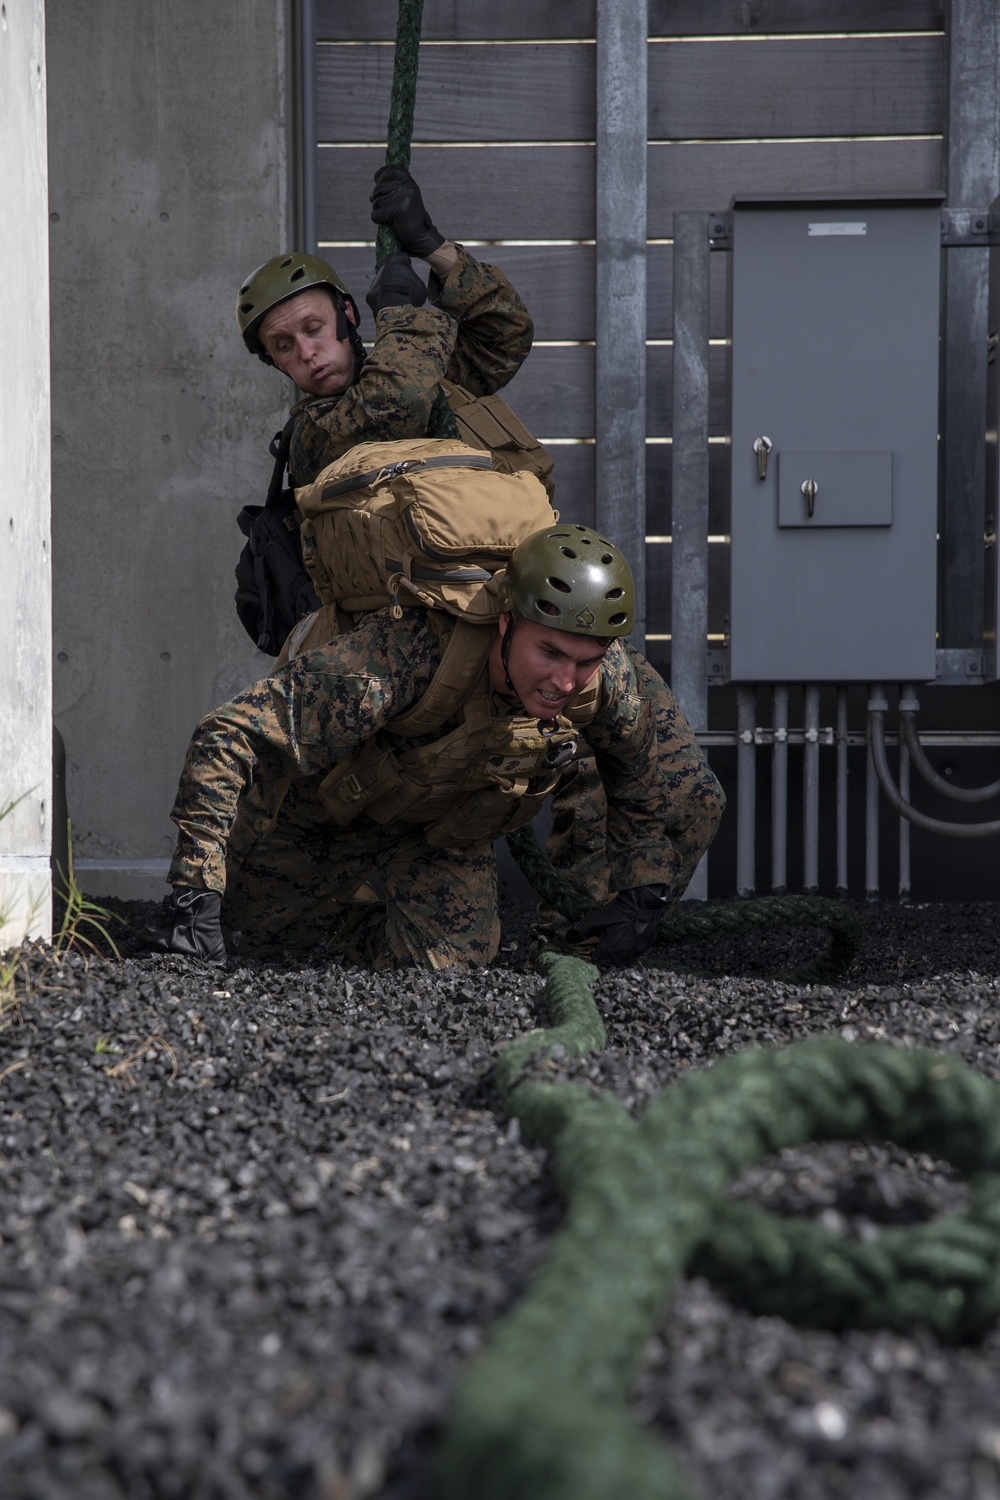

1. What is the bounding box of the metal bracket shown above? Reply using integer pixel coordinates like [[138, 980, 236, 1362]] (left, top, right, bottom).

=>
[[934, 647, 985, 684], [708, 212, 731, 250], [940, 208, 994, 246], [753, 725, 835, 747]]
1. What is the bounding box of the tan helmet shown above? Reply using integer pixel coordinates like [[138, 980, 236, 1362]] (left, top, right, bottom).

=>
[[236, 252, 361, 362], [500, 524, 635, 637]]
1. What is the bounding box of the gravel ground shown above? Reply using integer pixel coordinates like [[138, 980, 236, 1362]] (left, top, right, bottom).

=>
[[2, 896, 1000, 1499]]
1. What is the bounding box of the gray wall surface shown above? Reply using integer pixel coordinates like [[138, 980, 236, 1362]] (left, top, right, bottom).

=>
[[45, 0, 293, 898], [1, 0, 52, 945]]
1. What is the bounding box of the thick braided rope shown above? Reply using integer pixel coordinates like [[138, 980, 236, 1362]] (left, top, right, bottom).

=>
[[506, 822, 864, 981], [437, 954, 1000, 1500], [376, 0, 460, 440], [374, 0, 422, 266]]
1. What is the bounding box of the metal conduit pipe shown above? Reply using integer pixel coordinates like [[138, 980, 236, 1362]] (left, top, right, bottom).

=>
[[899, 726, 911, 901], [866, 715, 880, 900], [899, 688, 1000, 803], [737, 686, 757, 896], [771, 685, 789, 894], [803, 684, 820, 892], [869, 689, 1000, 837], [836, 688, 849, 894]]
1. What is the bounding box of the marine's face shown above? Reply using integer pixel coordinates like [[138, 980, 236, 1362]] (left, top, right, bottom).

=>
[[259, 287, 356, 396], [489, 613, 608, 720]]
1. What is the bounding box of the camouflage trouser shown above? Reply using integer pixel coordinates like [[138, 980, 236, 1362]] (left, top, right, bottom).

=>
[[223, 780, 499, 971]]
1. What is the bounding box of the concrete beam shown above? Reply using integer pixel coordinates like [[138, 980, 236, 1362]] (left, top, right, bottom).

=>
[[0, 0, 52, 947]]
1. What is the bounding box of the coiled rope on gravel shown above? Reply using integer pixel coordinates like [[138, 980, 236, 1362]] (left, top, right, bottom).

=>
[[506, 823, 865, 982], [438, 952, 1000, 1500]]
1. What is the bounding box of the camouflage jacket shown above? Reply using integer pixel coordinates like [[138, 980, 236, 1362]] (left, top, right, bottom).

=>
[[287, 246, 533, 486], [169, 610, 718, 898]]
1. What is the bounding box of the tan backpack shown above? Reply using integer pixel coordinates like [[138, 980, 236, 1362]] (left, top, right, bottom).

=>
[[293, 437, 558, 625]]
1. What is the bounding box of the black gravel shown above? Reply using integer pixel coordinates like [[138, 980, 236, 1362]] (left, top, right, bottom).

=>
[[2, 897, 1000, 1499]]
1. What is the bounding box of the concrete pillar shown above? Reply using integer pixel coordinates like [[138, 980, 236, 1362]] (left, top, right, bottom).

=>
[[45, 0, 290, 899], [0, 0, 52, 947]]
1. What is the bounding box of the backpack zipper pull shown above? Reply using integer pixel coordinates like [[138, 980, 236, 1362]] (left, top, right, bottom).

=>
[[374, 458, 425, 486]]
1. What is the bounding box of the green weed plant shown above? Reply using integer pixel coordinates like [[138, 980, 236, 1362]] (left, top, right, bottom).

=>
[[1, 798, 121, 1026]]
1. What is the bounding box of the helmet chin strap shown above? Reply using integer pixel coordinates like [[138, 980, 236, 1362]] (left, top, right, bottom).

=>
[[499, 613, 517, 695], [333, 290, 349, 342]]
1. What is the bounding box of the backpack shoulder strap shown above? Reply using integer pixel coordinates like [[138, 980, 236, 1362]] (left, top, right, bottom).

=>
[[385, 615, 496, 739], [265, 414, 298, 508], [439, 380, 556, 498]]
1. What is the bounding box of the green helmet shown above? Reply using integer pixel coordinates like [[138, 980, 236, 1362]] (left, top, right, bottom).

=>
[[236, 252, 360, 359], [501, 524, 635, 637]]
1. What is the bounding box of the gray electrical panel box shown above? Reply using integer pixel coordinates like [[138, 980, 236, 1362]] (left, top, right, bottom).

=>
[[729, 194, 942, 682], [985, 193, 1000, 680]]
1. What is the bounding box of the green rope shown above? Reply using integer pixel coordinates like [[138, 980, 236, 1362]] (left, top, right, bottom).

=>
[[437, 955, 1000, 1500], [377, 0, 460, 440], [506, 822, 864, 982], [374, 0, 423, 267]]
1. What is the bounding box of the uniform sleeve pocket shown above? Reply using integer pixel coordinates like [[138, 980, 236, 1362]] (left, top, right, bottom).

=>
[[294, 674, 382, 747]]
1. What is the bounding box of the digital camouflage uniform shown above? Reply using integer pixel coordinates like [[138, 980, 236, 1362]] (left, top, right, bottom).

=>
[[287, 245, 533, 486], [167, 610, 725, 971]]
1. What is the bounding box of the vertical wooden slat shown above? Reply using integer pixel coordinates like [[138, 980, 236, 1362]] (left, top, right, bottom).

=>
[[941, 0, 1000, 646], [595, 0, 648, 643]]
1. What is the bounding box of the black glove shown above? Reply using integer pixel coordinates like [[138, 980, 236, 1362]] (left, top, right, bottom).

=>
[[370, 165, 445, 257], [143, 887, 227, 966], [366, 252, 428, 316], [564, 884, 670, 966]]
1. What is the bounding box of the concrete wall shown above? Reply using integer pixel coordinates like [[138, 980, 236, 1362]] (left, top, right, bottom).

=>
[[45, 0, 292, 899], [0, 0, 52, 947]]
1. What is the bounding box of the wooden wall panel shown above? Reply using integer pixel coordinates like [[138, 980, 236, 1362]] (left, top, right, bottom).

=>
[[646, 138, 943, 229], [648, 0, 942, 35], [315, 0, 942, 42], [648, 37, 942, 140], [318, 37, 940, 146], [317, 43, 595, 142], [317, 146, 595, 240], [319, 138, 942, 242], [316, 1, 596, 42]]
